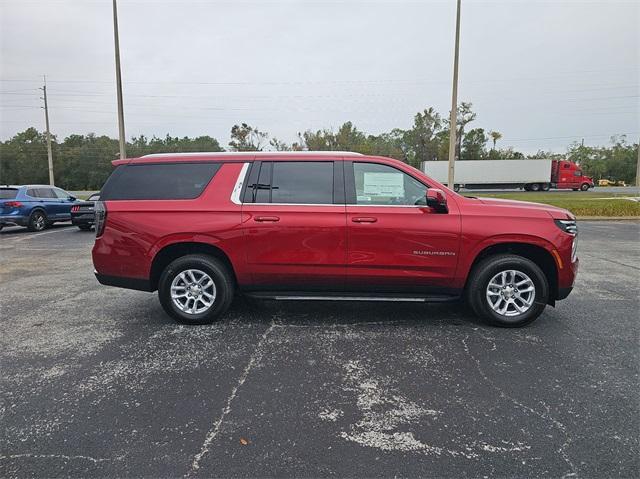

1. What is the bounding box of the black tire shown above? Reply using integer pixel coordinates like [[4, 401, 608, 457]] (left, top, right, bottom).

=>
[[465, 254, 549, 328], [158, 254, 234, 325], [530, 183, 541, 192], [78, 224, 92, 231], [541, 183, 550, 191], [27, 209, 47, 232], [580, 183, 590, 191], [453, 184, 461, 192], [523, 184, 531, 191]]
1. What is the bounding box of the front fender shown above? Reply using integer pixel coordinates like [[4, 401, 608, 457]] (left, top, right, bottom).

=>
[[454, 233, 558, 288]]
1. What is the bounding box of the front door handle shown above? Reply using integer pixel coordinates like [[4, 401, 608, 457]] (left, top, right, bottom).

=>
[[352, 217, 377, 223], [254, 216, 280, 222]]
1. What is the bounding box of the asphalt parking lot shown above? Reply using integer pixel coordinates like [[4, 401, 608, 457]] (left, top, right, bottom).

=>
[[1, 221, 638, 478]]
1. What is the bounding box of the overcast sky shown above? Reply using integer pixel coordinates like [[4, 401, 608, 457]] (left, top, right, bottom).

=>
[[1, 0, 638, 153]]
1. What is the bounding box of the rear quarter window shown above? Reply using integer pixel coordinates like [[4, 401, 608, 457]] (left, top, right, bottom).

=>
[[0, 188, 18, 199], [100, 163, 221, 200]]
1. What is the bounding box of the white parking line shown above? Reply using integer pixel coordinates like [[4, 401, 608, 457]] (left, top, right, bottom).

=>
[[5, 227, 74, 243]]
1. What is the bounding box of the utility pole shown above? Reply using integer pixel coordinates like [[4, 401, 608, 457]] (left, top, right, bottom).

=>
[[40, 76, 55, 185], [636, 137, 640, 188], [112, 0, 126, 159], [447, 0, 462, 189]]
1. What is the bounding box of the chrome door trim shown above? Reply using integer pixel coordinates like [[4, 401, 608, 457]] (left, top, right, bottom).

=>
[[230, 162, 250, 205]]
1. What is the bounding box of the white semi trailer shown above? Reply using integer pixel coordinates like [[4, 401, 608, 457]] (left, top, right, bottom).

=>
[[421, 159, 593, 191]]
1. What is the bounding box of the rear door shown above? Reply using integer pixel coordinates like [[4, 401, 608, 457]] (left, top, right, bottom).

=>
[[345, 160, 460, 293], [36, 187, 65, 218], [25, 188, 51, 216], [241, 160, 347, 291]]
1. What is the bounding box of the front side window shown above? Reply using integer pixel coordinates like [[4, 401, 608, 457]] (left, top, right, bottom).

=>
[[573, 171, 582, 177], [353, 162, 426, 206], [53, 188, 70, 199]]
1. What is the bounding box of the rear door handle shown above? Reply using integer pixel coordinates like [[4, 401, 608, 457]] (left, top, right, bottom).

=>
[[352, 217, 377, 223], [254, 216, 280, 222]]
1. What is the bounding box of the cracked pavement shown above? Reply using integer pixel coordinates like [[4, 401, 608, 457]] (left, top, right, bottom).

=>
[[1, 221, 638, 478]]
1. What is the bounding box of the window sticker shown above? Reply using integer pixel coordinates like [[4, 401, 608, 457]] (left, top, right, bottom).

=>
[[363, 172, 404, 197]]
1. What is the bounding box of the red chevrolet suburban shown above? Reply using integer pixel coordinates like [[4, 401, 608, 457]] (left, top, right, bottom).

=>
[[92, 152, 578, 327]]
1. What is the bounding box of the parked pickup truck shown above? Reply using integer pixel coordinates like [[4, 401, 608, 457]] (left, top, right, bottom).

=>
[[421, 159, 594, 192], [93, 152, 579, 328]]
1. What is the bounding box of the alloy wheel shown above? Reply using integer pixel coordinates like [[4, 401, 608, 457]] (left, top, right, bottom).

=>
[[33, 213, 46, 231], [485, 269, 536, 317], [170, 269, 217, 315]]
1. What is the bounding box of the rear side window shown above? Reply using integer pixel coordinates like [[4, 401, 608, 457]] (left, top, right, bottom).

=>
[[243, 161, 335, 204], [100, 163, 221, 200], [37, 188, 56, 198], [0, 188, 17, 199], [271, 162, 334, 204]]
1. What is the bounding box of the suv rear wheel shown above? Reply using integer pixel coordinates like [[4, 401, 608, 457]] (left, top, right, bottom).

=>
[[158, 254, 234, 324], [28, 210, 47, 232], [466, 254, 549, 327]]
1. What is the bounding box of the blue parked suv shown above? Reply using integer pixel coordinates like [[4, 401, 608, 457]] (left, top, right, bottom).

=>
[[0, 185, 76, 231]]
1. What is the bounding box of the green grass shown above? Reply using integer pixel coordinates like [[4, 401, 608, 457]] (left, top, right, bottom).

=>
[[472, 192, 640, 217]]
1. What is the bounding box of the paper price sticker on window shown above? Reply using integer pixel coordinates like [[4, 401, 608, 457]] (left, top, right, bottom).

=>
[[363, 172, 404, 197]]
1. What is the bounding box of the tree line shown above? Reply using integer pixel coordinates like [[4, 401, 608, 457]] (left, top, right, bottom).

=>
[[0, 102, 637, 190]]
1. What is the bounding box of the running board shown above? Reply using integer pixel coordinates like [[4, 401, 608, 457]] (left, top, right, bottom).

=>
[[245, 292, 459, 303]]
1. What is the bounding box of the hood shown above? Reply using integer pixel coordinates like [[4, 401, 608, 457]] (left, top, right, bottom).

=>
[[474, 197, 575, 220]]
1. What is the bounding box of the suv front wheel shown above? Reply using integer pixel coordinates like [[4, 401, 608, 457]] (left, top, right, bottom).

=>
[[158, 254, 234, 324], [466, 254, 549, 327]]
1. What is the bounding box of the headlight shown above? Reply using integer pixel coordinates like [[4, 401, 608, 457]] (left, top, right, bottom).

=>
[[555, 219, 577, 235], [554, 219, 578, 262]]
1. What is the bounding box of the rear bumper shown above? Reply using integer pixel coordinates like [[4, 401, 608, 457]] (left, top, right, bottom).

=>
[[71, 214, 95, 226], [0, 215, 28, 226], [94, 272, 154, 292]]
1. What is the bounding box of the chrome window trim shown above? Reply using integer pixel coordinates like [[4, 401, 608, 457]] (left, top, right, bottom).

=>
[[346, 204, 428, 208], [246, 203, 344, 207], [242, 203, 427, 208], [230, 162, 250, 205], [232, 160, 429, 208]]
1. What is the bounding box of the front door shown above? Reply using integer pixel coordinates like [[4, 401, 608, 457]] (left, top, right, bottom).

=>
[[345, 161, 461, 293], [241, 160, 347, 291]]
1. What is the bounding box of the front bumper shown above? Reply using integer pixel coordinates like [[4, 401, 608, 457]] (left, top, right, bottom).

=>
[[557, 287, 574, 300]]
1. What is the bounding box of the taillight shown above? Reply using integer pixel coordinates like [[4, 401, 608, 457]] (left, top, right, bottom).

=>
[[4, 201, 22, 207], [71, 205, 78, 212], [95, 201, 107, 237]]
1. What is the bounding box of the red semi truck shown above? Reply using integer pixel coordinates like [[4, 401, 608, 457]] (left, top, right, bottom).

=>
[[421, 159, 595, 192]]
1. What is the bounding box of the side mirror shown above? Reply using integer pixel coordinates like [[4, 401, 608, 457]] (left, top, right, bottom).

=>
[[426, 188, 448, 213]]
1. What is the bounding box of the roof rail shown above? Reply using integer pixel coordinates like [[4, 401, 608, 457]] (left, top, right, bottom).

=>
[[139, 151, 364, 158]]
